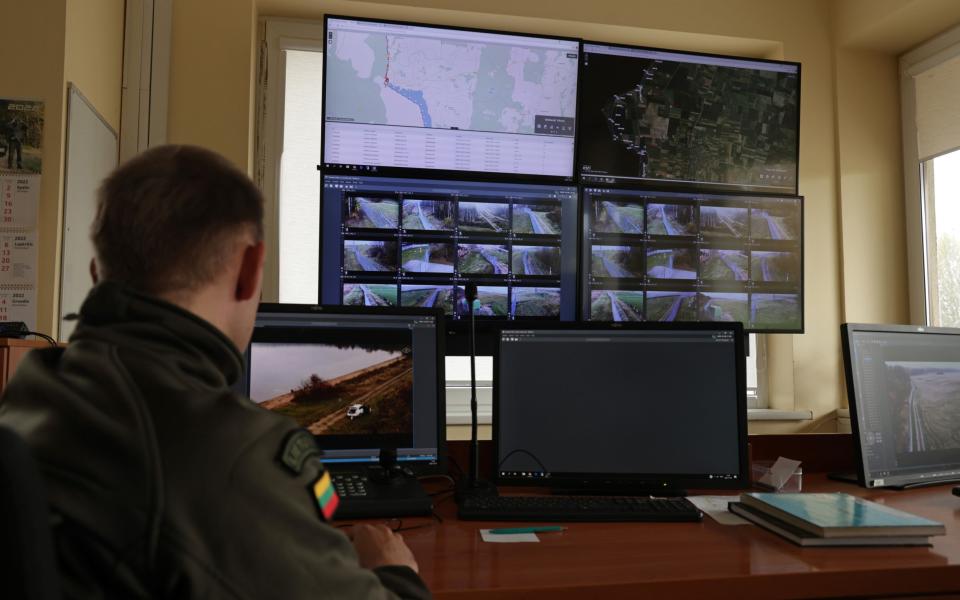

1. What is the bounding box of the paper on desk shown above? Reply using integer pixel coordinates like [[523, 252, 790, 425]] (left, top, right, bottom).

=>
[[688, 496, 750, 526], [759, 456, 802, 490], [480, 529, 539, 543]]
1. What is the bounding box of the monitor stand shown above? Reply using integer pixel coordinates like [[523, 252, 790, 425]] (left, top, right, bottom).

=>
[[330, 449, 433, 520]]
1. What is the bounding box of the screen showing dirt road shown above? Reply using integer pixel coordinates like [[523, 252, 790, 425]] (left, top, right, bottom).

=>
[[245, 309, 442, 467]]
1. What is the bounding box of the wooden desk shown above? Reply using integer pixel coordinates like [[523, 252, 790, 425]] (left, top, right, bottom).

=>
[[400, 475, 960, 599]]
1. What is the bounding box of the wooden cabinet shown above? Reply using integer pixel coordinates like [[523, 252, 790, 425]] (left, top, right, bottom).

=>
[[0, 338, 55, 393]]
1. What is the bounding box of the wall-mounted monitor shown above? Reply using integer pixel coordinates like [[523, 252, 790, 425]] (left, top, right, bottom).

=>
[[323, 16, 580, 182], [578, 42, 800, 194], [581, 187, 803, 333], [320, 174, 579, 330]]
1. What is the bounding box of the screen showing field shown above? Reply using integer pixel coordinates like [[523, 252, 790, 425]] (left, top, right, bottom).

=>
[[848, 328, 960, 488], [497, 328, 743, 482], [324, 17, 579, 179], [580, 187, 802, 332], [321, 174, 578, 320], [246, 310, 442, 465], [579, 43, 799, 193]]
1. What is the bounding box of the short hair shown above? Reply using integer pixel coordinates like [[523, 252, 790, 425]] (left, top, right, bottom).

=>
[[92, 145, 264, 296]]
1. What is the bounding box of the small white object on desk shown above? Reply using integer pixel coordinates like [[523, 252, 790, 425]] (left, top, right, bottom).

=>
[[758, 456, 803, 491], [480, 529, 539, 543]]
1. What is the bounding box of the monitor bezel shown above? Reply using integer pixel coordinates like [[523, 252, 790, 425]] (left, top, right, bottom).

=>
[[841, 322, 960, 489], [492, 320, 750, 492], [578, 186, 804, 334], [247, 302, 447, 475], [321, 14, 582, 185], [577, 39, 801, 196]]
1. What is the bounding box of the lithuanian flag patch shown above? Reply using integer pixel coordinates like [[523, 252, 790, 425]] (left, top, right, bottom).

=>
[[311, 470, 339, 521]]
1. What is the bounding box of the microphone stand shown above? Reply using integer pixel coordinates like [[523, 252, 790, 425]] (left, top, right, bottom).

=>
[[456, 283, 496, 503]]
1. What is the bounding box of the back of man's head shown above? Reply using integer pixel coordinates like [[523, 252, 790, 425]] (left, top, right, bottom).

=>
[[92, 145, 264, 297]]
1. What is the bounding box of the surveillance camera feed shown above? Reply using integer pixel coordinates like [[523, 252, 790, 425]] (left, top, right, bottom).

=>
[[321, 175, 579, 321], [249, 328, 414, 442], [582, 188, 802, 332], [846, 326, 960, 488], [579, 43, 799, 194]]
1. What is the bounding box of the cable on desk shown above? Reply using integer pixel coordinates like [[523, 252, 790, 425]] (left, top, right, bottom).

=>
[[497, 448, 548, 473]]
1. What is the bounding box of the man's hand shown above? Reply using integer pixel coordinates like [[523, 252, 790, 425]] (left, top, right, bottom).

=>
[[349, 524, 420, 573]]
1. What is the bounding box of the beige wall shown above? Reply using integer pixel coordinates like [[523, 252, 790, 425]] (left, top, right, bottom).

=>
[[0, 2, 68, 337], [65, 0, 125, 132], [15, 0, 957, 431], [167, 0, 257, 171], [0, 1, 123, 336]]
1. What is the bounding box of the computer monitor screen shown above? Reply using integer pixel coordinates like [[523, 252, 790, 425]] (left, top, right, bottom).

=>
[[244, 304, 445, 473], [581, 187, 803, 332], [320, 174, 579, 323], [578, 42, 800, 193], [323, 16, 580, 181], [495, 322, 748, 491], [842, 323, 960, 488]]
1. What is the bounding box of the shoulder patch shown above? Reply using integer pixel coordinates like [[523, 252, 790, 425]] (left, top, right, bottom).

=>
[[311, 471, 340, 521], [278, 429, 321, 475]]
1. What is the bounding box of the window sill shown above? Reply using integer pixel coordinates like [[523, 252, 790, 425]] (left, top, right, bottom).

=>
[[747, 408, 813, 421], [445, 389, 813, 425]]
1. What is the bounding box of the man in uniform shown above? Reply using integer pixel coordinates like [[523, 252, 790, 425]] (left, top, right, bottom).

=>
[[0, 145, 431, 599]]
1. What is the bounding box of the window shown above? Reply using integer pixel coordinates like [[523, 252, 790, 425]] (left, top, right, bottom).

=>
[[901, 25, 960, 326], [257, 20, 325, 304], [921, 151, 960, 326]]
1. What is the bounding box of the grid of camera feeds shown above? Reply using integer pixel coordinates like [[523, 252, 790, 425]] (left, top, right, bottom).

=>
[[582, 188, 802, 331], [335, 187, 569, 319]]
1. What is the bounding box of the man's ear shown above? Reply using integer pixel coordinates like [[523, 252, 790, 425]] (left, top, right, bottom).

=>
[[89, 258, 99, 284], [235, 241, 266, 302]]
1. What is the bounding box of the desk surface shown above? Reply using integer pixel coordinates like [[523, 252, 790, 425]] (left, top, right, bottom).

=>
[[398, 475, 960, 599]]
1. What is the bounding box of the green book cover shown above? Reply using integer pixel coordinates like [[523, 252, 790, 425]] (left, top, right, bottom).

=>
[[741, 493, 945, 538]]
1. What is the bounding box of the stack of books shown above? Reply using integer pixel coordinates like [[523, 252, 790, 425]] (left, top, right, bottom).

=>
[[728, 492, 946, 547]]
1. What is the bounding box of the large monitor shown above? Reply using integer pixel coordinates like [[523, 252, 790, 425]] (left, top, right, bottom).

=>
[[320, 174, 579, 325], [244, 304, 445, 474], [580, 186, 803, 332], [578, 42, 800, 194], [323, 16, 580, 182], [495, 321, 749, 492], [841, 323, 960, 489]]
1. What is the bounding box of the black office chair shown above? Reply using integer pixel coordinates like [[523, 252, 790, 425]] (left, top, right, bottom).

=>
[[0, 425, 61, 600]]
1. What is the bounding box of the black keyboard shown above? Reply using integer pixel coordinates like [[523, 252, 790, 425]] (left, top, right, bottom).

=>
[[458, 494, 703, 522]]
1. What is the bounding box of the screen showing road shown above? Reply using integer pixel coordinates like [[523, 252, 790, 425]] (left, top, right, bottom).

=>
[[324, 17, 579, 180], [246, 309, 442, 467], [579, 43, 799, 193], [845, 325, 960, 488], [496, 326, 746, 488], [581, 187, 802, 332], [321, 174, 578, 321]]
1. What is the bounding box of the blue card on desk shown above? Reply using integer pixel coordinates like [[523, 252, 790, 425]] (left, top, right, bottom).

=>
[[740, 493, 945, 538]]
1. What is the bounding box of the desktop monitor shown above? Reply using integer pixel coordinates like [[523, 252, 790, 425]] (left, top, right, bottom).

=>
[[243, 304, 446, 474], [578, 42, 800, 194], [581, 187, 803, 332], [322, 16, 580, 182], [320, 174, 580, 353], [495, 321, 749, 492], [841, 323, 960, 489]]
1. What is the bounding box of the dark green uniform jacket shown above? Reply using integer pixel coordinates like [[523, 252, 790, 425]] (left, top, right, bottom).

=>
[[0, 282, 431, 599]]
